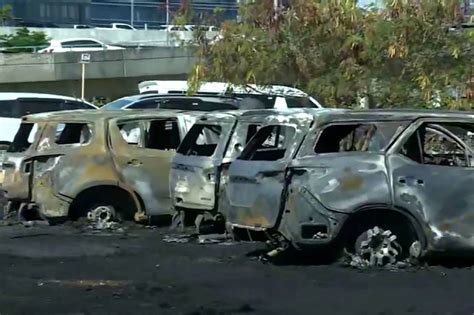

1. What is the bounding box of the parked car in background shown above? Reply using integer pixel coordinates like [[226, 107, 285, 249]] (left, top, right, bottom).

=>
[[183, 25, 220, 32], [223, 109, 474, 264], [101, 95, 240, 111], [137, 80, 324, 109], [38, 38, 125, 53], [0, 93, 96, 151], [3, 109, 201, 223], [73, 25, 95, 29], [98, 23, 137, 30], [0, 93, 96, 186], [157, 25, 193, 31], [170, 109, 325, 232]]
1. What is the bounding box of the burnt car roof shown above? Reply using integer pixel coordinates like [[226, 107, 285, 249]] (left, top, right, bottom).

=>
[[320, 109, 474, 123], [21, 109, 203, 123], [195, 108, 338, 123]]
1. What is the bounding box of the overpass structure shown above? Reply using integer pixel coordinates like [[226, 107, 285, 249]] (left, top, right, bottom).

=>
[[0, 27, 215, 47], [0, 47, 196, 100]]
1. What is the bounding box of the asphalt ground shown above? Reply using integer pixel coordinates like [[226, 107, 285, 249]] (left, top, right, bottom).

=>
[[0, 221, 473, 315]]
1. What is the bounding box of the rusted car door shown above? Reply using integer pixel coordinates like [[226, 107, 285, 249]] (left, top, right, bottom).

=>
[[388, 119, 474, 249], [110, 116, 183, 216], [224, 115, 313, 229]]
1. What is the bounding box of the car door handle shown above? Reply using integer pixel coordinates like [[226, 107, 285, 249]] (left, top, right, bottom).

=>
[[127, 159, 142, 166], [292, 169, 307, 176], [398, 177, 407, 184], [398, 176, 424, 185]]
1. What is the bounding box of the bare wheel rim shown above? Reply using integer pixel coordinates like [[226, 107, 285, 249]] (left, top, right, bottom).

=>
[[355, 226, 402, 266], [87, 205, 116, 225]]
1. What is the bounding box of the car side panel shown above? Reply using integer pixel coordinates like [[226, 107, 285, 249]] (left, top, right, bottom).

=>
[[279, 153, 391, 247]]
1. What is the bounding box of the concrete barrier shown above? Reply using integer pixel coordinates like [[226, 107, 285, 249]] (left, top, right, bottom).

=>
[[0, 27, 217, 47], [0, 47, 196, 99]]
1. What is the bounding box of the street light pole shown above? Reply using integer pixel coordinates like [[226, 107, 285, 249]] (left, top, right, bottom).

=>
[[131, 0, 135, 26], [166, 0, 170, 25]]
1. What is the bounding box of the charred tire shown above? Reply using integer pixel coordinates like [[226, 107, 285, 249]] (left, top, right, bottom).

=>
[[69, 186, 137, 221], [340, 210, 419, 262]]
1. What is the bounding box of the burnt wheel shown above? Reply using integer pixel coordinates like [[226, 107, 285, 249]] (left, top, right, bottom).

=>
[[354, 226, 403, 266], [70, 186, 137, 221], [341, 210, 422, 266]]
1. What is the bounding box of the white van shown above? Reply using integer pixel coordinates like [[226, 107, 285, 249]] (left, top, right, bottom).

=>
[[137, 80, 323, 109]]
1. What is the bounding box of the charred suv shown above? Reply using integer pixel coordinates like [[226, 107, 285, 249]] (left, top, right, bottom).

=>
[[224, 110, 474, 262], [170, 109, 327, 232], [3, 110, 200, 222]]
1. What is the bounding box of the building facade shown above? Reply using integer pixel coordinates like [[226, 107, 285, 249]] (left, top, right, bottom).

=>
[[0, 0, 237, 28], [1, 0, 91, 26], [90, 0, 239, 28]]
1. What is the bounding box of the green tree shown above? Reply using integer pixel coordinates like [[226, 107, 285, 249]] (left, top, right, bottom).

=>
[[190, 0, 474, 109], [0, 27, 49, 53], [174, 0, 194, 25], [0, 4, 13, 26]]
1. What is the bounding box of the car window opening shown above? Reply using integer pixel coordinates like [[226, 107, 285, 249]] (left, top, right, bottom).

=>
[[56, 123, 92, 145], [145, 119, 180, 151], [401, 122, 474, 167], [239, 125, 295, 161], [315, 122, 408, 154], [118, 121, 142, 145], [178, 124, 223, 157], [8, 123, 39, 152]]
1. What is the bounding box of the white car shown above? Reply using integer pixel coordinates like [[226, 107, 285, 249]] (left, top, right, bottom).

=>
[[97, 23, 137, 30], [38, 38, 125, 53], [157, 24, 193, 31], [0, 93, 97, 149], [137, 80, 324, 108]]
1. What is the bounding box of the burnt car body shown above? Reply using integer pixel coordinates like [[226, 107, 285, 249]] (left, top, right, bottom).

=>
[[3, 109, 200, 222], [169, 109, 323, 229], [224, 110, 474, 260]]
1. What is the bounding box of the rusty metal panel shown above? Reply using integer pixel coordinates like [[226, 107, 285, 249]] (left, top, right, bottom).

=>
[[224, 112, 316, 229]]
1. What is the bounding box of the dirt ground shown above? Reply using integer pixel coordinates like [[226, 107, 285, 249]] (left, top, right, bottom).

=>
[[0, 222, 473, 315]]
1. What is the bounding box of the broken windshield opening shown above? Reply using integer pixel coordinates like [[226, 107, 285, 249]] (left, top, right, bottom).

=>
[[8, 123, 39, 152], [239, 125, 296, 161], [314, 121, 409, 153], [178, 124, 223, 157]]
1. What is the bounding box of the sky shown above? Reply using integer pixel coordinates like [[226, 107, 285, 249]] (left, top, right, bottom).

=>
[[357, 0, 384, 8]]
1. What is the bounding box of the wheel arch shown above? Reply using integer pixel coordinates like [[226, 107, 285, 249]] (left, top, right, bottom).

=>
[[337, 204, 428, 251], [68, 184, 143, 219]]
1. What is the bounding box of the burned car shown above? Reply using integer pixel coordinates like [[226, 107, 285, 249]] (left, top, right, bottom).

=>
[[3, 109, 200, 223], [224, 110, 474, 263], [170, 109, 324, 232]]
